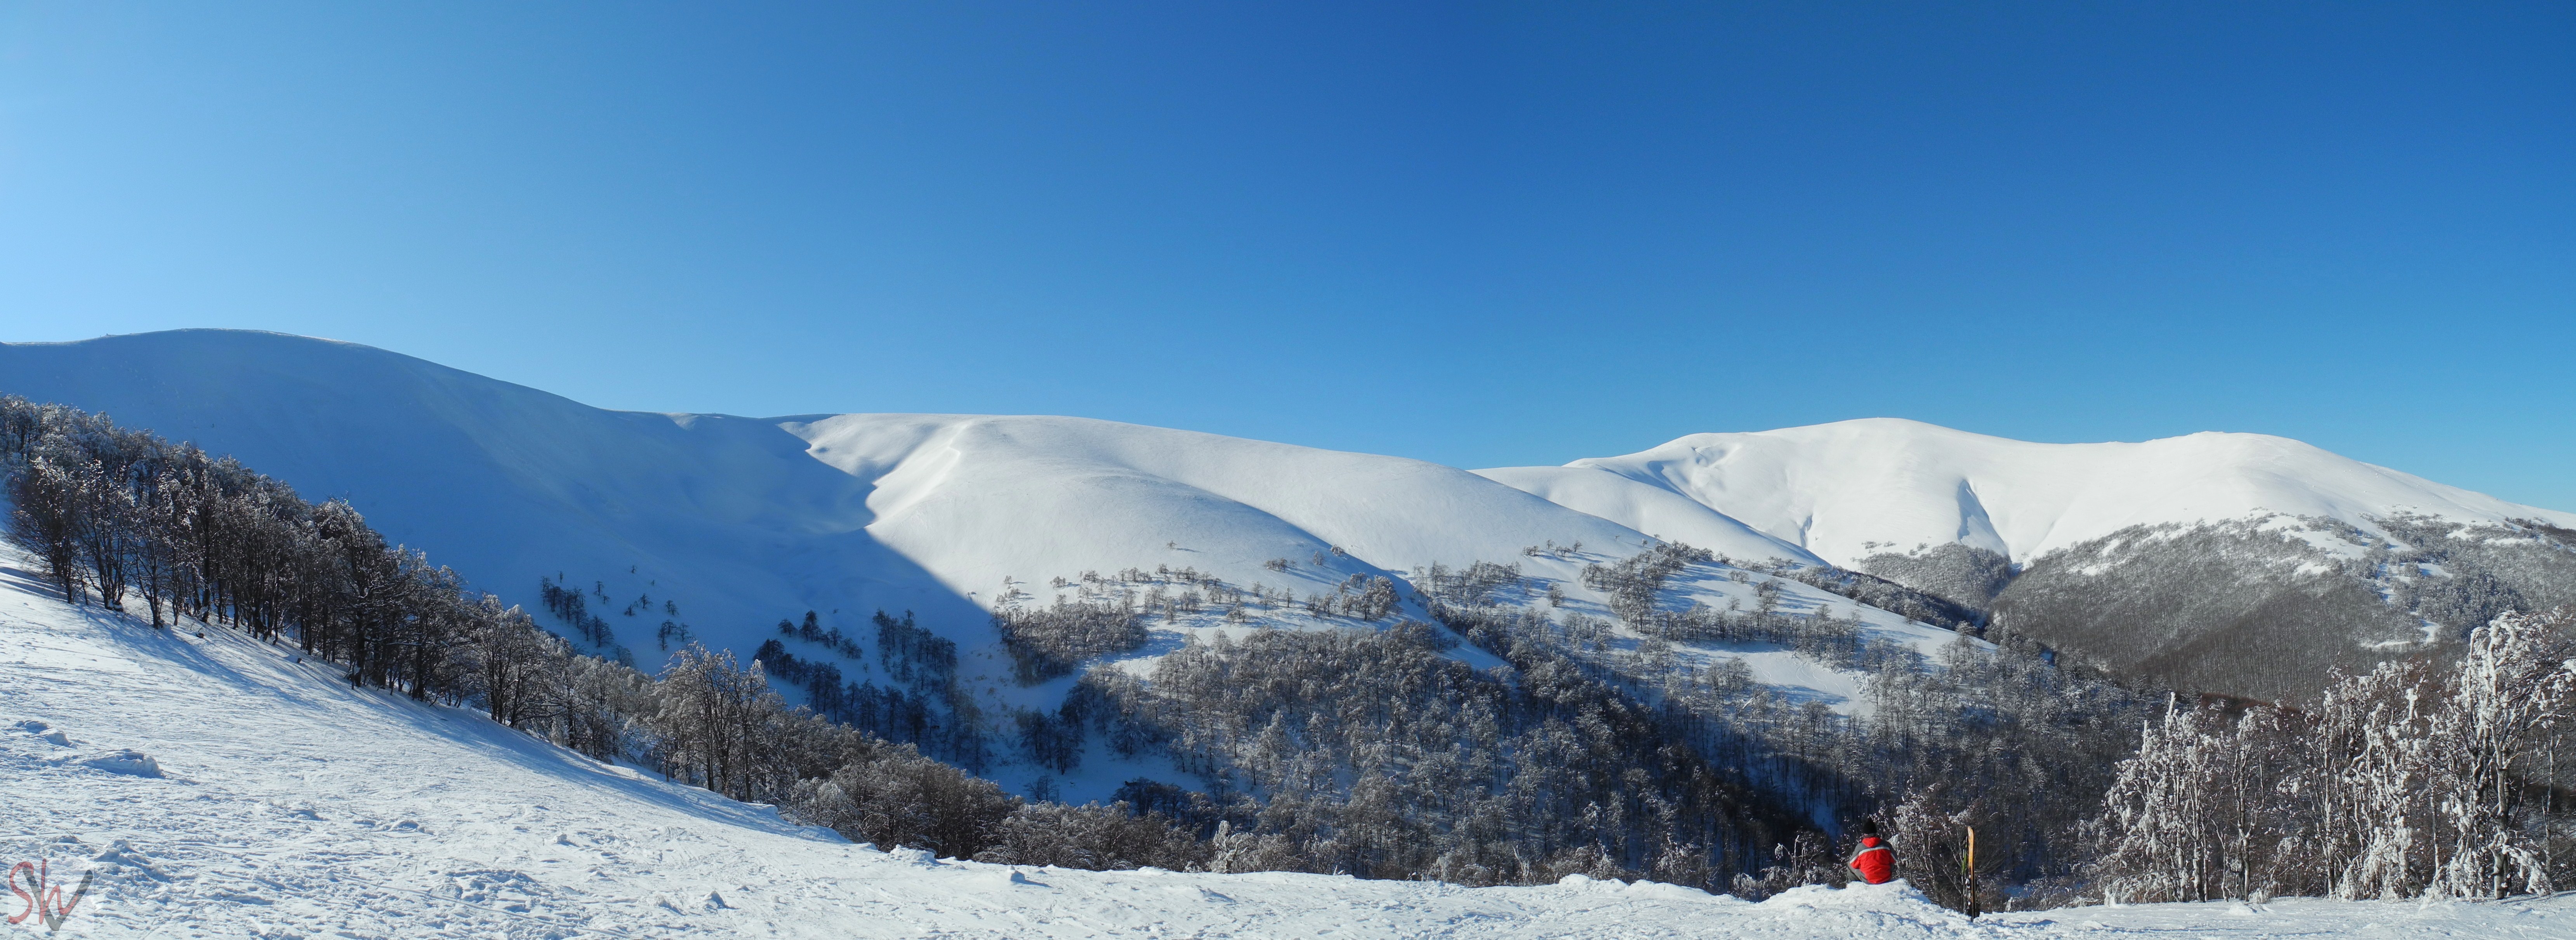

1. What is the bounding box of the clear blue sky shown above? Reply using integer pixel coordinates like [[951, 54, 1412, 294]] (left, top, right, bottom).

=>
[[4, 3, 2571, 508]]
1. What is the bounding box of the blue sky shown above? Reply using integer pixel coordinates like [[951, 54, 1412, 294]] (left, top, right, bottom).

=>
[[3, 3, 2571, 508]]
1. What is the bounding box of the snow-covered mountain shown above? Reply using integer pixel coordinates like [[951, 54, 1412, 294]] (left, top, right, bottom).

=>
[[1481, 418, 2574, 568], [1, 330, 1968, 788], [8, 330, 2569, 705], [0, 332, 1799, 653], [1483, 420, 2576, 697]]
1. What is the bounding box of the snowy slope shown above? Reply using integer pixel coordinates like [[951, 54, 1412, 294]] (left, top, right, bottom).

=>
[[780, 412, 1844, 626], [0, 332, 1989, 802], [0, 331, 1671, 674], [783, 411, 1652, 613], [1482, 418, 2576, 569], [1473, 465, 1821, 564], [6, 560, 2566, 939], [0, 330, 914, 662]]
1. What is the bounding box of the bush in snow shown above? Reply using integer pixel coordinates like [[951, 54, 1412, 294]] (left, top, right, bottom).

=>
[[993, 595, 1145, 684]]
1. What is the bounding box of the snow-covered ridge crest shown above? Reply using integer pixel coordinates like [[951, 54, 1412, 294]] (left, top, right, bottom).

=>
[[0, 332, 1676, 649], [7, 329, 2566, 706], [1482, 416, 2574, 569]]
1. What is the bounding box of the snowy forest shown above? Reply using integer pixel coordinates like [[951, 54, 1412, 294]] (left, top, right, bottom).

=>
[[5, 394, 2574, 909]]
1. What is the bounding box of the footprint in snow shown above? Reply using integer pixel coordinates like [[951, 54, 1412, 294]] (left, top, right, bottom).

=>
[[267, 798, 323, 820], [51, 748, 162, 777], [440, 869, 548, 909], [14, 719, 71, 747], [90, 839, 172, 883]]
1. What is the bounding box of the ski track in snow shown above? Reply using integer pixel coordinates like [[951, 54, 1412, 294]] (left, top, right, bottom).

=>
[[4, 564, 2573, 938]]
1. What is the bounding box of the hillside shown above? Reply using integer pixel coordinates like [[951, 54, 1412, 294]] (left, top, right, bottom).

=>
[[0, 332, 1810, 653], [1484, 419, 2576, 696], [0, 330, 1968, 806], [7, 552, 2565, 938], [15, 329, 2574, 704], [1486, 418, 2574, 567]]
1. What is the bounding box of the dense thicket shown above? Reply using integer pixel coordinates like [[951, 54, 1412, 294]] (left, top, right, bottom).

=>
[[2090, 609, 2576, 901], [1774, 564, 1983, 633], [0, 397, 1199, 873], [1423, 555, 2153, 909], [1063, 621, 1790, 885], [1857, 543, 2017, 608], [995, 596, 1147, 684]]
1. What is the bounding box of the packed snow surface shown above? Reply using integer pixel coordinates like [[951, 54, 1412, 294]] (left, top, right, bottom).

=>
[[1483, 418, 2576, 568], [5, 564, 2569, 938]]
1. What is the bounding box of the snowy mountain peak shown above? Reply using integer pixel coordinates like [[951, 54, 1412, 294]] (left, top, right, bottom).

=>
[[1486, 418, 2572, 569]]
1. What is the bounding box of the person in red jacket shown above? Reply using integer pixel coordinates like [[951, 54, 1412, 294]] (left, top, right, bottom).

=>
[[1846, 819, 1896, 885]]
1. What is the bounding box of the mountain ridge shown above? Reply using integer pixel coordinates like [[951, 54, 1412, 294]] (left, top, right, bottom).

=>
[[8, 329, 2569, 705], [1485, 416, 2572, 570]]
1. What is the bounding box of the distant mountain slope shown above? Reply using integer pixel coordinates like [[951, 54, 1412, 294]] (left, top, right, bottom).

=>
[[1487, 418, 2574, 567], [1483, 418, 2576, 697], [1468, 465, 1819, 565]]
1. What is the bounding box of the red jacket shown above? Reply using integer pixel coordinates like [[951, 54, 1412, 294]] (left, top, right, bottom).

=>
[[1847, 836, 1895, 884]]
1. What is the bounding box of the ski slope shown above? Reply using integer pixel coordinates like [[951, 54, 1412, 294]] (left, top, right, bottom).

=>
[[1483, 418, 2576, 568], [5, 560, 2566, 939]]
